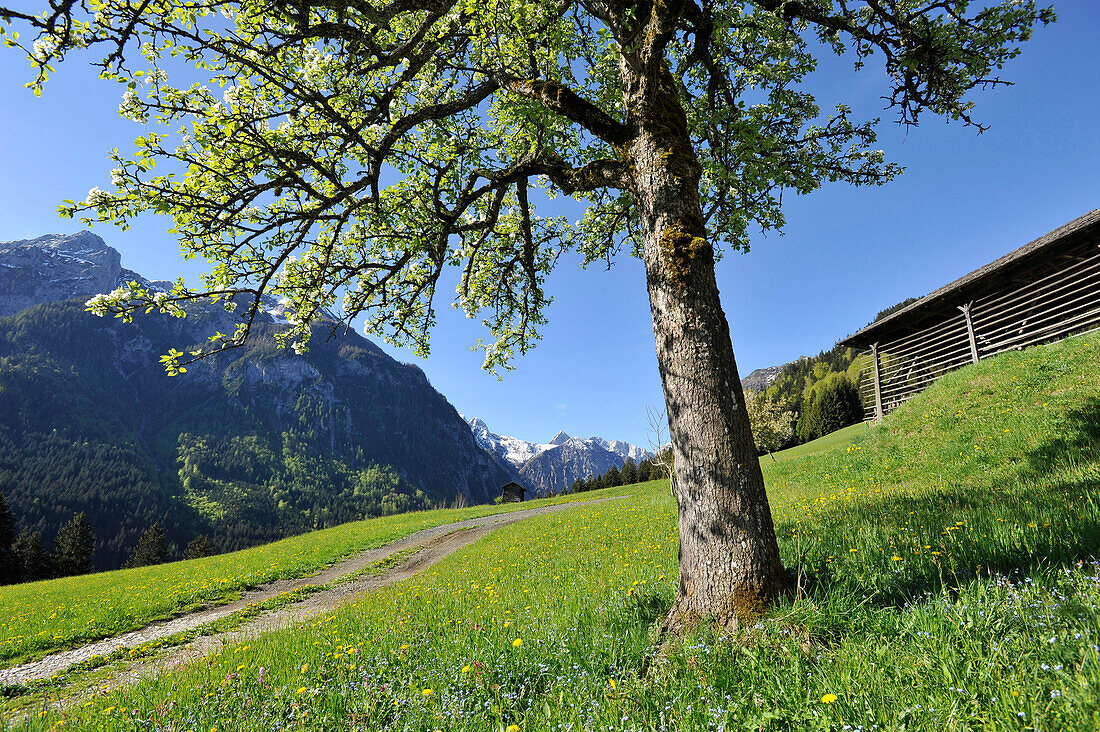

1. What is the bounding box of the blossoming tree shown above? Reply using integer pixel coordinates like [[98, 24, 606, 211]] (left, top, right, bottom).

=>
[[1, 0, 1051, 630]]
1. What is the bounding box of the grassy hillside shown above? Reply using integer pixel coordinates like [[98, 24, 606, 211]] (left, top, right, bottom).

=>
[[8, 334, 1100, 730], [0, 492, 595, 666], [766, 421, 866, 464]]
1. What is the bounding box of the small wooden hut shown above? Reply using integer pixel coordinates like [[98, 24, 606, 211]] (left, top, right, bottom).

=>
[[500, 481, 525, 503]]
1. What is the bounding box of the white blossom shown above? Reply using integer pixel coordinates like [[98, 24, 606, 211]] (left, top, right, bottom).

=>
[[84, 187, 113, 207], [84, 287, 129, 316], [32, 37, 56, 61], [119, 88, 147, 122]]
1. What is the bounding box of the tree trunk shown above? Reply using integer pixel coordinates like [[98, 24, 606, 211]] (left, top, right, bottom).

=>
[[623, 60, 788, 632]]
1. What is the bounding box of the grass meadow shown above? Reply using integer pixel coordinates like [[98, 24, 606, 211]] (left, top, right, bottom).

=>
[[0, 492, 597, 666], [6, 334, 1100, 730]]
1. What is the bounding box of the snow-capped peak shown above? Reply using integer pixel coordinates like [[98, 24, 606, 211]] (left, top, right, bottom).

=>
[[586, 436, 652, 462], [465, 418, 653, 471], [465, 417, 555, 467]]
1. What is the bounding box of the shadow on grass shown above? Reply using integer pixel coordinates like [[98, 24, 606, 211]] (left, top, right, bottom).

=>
[[606, 397, 1100, 647], [1025, 396, 1100, 475], [788, 396, 1100, 609]]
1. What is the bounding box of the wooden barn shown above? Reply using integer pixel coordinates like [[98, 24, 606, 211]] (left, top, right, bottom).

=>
[[500, 481, 525, 503], [840, 210, 1100, 422]]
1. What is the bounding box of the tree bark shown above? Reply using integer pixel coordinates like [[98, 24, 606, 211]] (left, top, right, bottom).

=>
[[622, 60, 788, 632]]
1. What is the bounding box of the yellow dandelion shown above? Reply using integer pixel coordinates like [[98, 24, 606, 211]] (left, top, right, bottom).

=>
[[507, 726, 521, 732], [512, 638, 523, 647], [422, 688, 433, 696], [821, 693, 838, 704]]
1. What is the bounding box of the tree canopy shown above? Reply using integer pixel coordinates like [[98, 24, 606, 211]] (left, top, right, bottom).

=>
[[1, 0, 1050, 373], [745, 390, 794, 458]]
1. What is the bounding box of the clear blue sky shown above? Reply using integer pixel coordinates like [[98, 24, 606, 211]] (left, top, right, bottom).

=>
[[1, 2, 1097, 448]]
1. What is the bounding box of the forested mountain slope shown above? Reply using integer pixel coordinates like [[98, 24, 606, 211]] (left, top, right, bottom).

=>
[[0, 234, 519, 570]]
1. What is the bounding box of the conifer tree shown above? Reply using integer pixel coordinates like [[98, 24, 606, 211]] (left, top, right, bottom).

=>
[[800, 375, 863, 441], [0, 495, 14, 584], [12, 529, 51, 583], [620, 459, 638, 486], [569, 479, 585, 495], [604, 465, 622, 487], [184, 535, 215, 560], [52, 512, 95, 577], [125, 523, 167, 568], [0, 494, 12, 550]]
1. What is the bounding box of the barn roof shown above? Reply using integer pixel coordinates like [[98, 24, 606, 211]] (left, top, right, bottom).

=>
[[839, 210, 1100, 350]]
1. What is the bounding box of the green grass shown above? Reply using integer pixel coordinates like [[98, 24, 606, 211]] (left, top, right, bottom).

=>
[[8, 334, 1100, 730], [0, 491, 602, 667], [765, 421, 866, 464]]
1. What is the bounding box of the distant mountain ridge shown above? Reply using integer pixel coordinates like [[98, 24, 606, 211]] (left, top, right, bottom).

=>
[[465, 417, 651, 496], [741, 360, 806, 394], [0, 232, 520, 569]]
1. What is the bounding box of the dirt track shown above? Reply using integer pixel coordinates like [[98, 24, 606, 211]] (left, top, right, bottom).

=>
[[0, 497, 621, 692]]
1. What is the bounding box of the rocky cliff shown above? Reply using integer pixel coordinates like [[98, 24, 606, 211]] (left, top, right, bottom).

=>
[[0, 232, 122, 317]]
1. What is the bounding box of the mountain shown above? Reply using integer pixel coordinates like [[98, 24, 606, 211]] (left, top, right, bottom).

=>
[[518, 439, 625, 497], [465, 419, 651, 496], [585, 435, 651, 463], [0, 231, 124, 317], [740, 364, 789, 394], [467, 417, 555, 467], [0, 232, 519, 569]]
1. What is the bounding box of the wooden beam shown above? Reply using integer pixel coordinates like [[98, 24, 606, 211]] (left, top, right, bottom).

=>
[[870, 342, 884, 423], [959, 302, 980, 364]]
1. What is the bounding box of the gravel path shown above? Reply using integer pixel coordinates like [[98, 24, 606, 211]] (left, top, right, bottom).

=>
[[0, 497, 621, 690]]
